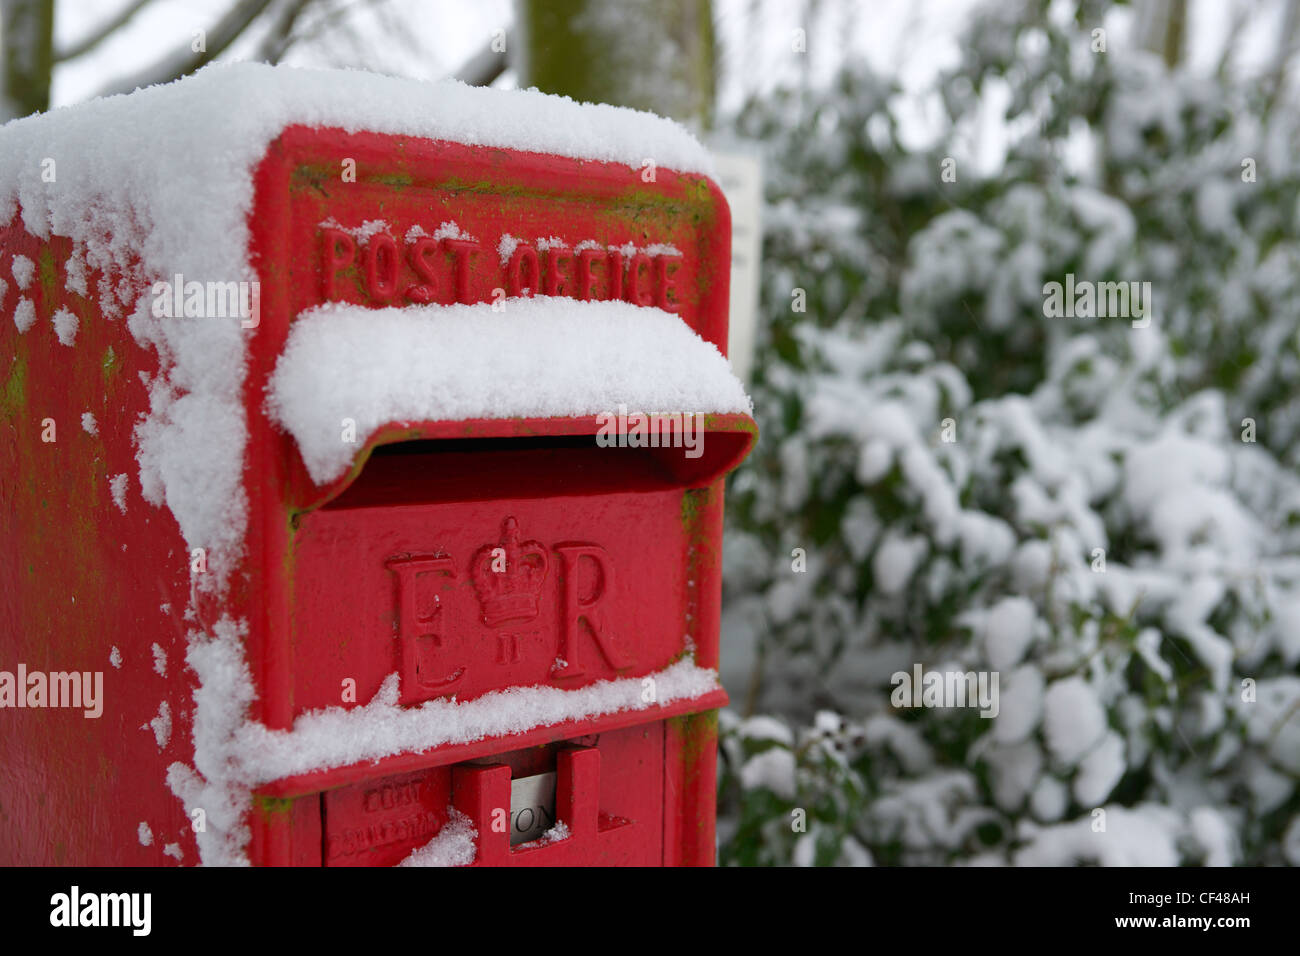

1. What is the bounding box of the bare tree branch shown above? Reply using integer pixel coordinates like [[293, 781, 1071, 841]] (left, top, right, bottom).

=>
[[1214, 0, 1251, 82], [278, 0, 379, 53], [1264, 0, 1300, 119], [452, 32, 510, 86], [55, 0, 155, 62], [94, 0, 276, 98], [254, 0, 318, 65]]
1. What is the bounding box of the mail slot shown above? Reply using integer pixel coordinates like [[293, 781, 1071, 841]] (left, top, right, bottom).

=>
[[0, 65, 754, 866]]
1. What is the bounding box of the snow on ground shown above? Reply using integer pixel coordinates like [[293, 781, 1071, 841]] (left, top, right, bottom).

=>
[[267, 297, 753, 484]]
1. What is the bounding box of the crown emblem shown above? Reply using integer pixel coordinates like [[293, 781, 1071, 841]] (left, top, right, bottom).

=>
[[471, 517, 549, 628]]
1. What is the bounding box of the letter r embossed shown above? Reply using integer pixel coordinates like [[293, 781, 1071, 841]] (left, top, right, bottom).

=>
[[552, 544, 628, 678]]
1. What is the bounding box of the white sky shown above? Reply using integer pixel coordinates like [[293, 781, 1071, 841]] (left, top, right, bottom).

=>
[[48, 0, 1297, 168], [50, 0, 986, 110]]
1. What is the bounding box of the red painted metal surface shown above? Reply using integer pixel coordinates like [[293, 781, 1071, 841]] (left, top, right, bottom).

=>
[[1, 122, 754, 866]]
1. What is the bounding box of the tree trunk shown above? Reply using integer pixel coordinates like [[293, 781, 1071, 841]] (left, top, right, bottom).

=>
[[1, 0, 54, 120], [514, 0, 715, 128], [1137, 0, 1187, 70]]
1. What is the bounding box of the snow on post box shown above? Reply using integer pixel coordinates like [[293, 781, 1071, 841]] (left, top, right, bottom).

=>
[[0, 63, 755, 866]]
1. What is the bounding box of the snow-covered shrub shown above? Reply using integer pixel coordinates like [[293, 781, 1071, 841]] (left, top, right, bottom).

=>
[[719, 0, 1300, 866]]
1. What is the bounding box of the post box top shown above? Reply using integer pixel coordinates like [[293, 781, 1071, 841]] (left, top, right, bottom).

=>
[[0, 61, 714, 315], [0, 62, 725, 593]]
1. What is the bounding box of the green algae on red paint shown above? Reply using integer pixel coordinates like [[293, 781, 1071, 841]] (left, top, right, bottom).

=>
[[0, 354, 26, 420], [670, 710, 717, 766], [38, 246, 57, 298], [680, 485, 712, 529], [101, 345, 120, 385], [254, 794, 295, 819]]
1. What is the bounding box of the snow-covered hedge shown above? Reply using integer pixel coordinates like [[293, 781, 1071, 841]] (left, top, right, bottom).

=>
[[718, 0, 1300, 866]]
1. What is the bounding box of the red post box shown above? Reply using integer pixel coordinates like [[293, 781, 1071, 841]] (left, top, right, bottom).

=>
[[0, 64, 754, 866]]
